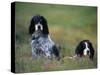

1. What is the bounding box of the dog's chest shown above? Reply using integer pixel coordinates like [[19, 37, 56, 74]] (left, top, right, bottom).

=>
[[32, 35, 54, 52]]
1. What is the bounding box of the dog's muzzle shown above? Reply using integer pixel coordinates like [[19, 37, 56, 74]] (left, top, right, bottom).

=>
[[35, 23, 43, 31]]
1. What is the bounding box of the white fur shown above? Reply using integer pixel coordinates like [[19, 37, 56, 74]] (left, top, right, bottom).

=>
[[35, 23, 43, 31], [83, 42, 90, 56]]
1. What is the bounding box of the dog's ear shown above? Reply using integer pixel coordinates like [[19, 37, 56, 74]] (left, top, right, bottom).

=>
[[75, 41, 85, 56], [88, 41, 95, 60], [41, 16, 49, 35], [29, 17, 35, 35]]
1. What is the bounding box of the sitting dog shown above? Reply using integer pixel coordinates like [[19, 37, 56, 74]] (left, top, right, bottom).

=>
[[29, 15, 60, 60], [75, 40, 94, 60]]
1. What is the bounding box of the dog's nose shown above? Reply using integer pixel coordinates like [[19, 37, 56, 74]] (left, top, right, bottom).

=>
[[87, 51, 89, 55], [38, 26, 41, 30]]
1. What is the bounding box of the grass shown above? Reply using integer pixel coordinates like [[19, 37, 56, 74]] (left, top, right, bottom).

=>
[[15, 2, 97, 73]]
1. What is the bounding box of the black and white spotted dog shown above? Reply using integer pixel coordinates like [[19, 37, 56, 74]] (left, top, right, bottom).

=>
[[29, 15, 60, 60], [75, 40, 94, 60]]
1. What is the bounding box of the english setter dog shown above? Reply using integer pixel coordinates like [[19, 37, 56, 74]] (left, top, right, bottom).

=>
[[29, 15, 60, 60], [75, 40, 94, 60]]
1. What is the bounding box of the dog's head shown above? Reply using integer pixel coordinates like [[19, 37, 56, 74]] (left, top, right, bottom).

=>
[[75, 40, 94, 60], [29, 15, 49, 35]]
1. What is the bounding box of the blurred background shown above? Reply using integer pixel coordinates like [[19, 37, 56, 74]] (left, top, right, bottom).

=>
[[15, 2, 97, 73]]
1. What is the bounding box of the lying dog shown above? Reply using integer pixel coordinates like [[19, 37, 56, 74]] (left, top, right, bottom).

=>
[[75, 40, 94, 60]]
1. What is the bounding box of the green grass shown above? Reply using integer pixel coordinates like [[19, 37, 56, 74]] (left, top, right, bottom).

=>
[[15, 2, 97, 73]]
